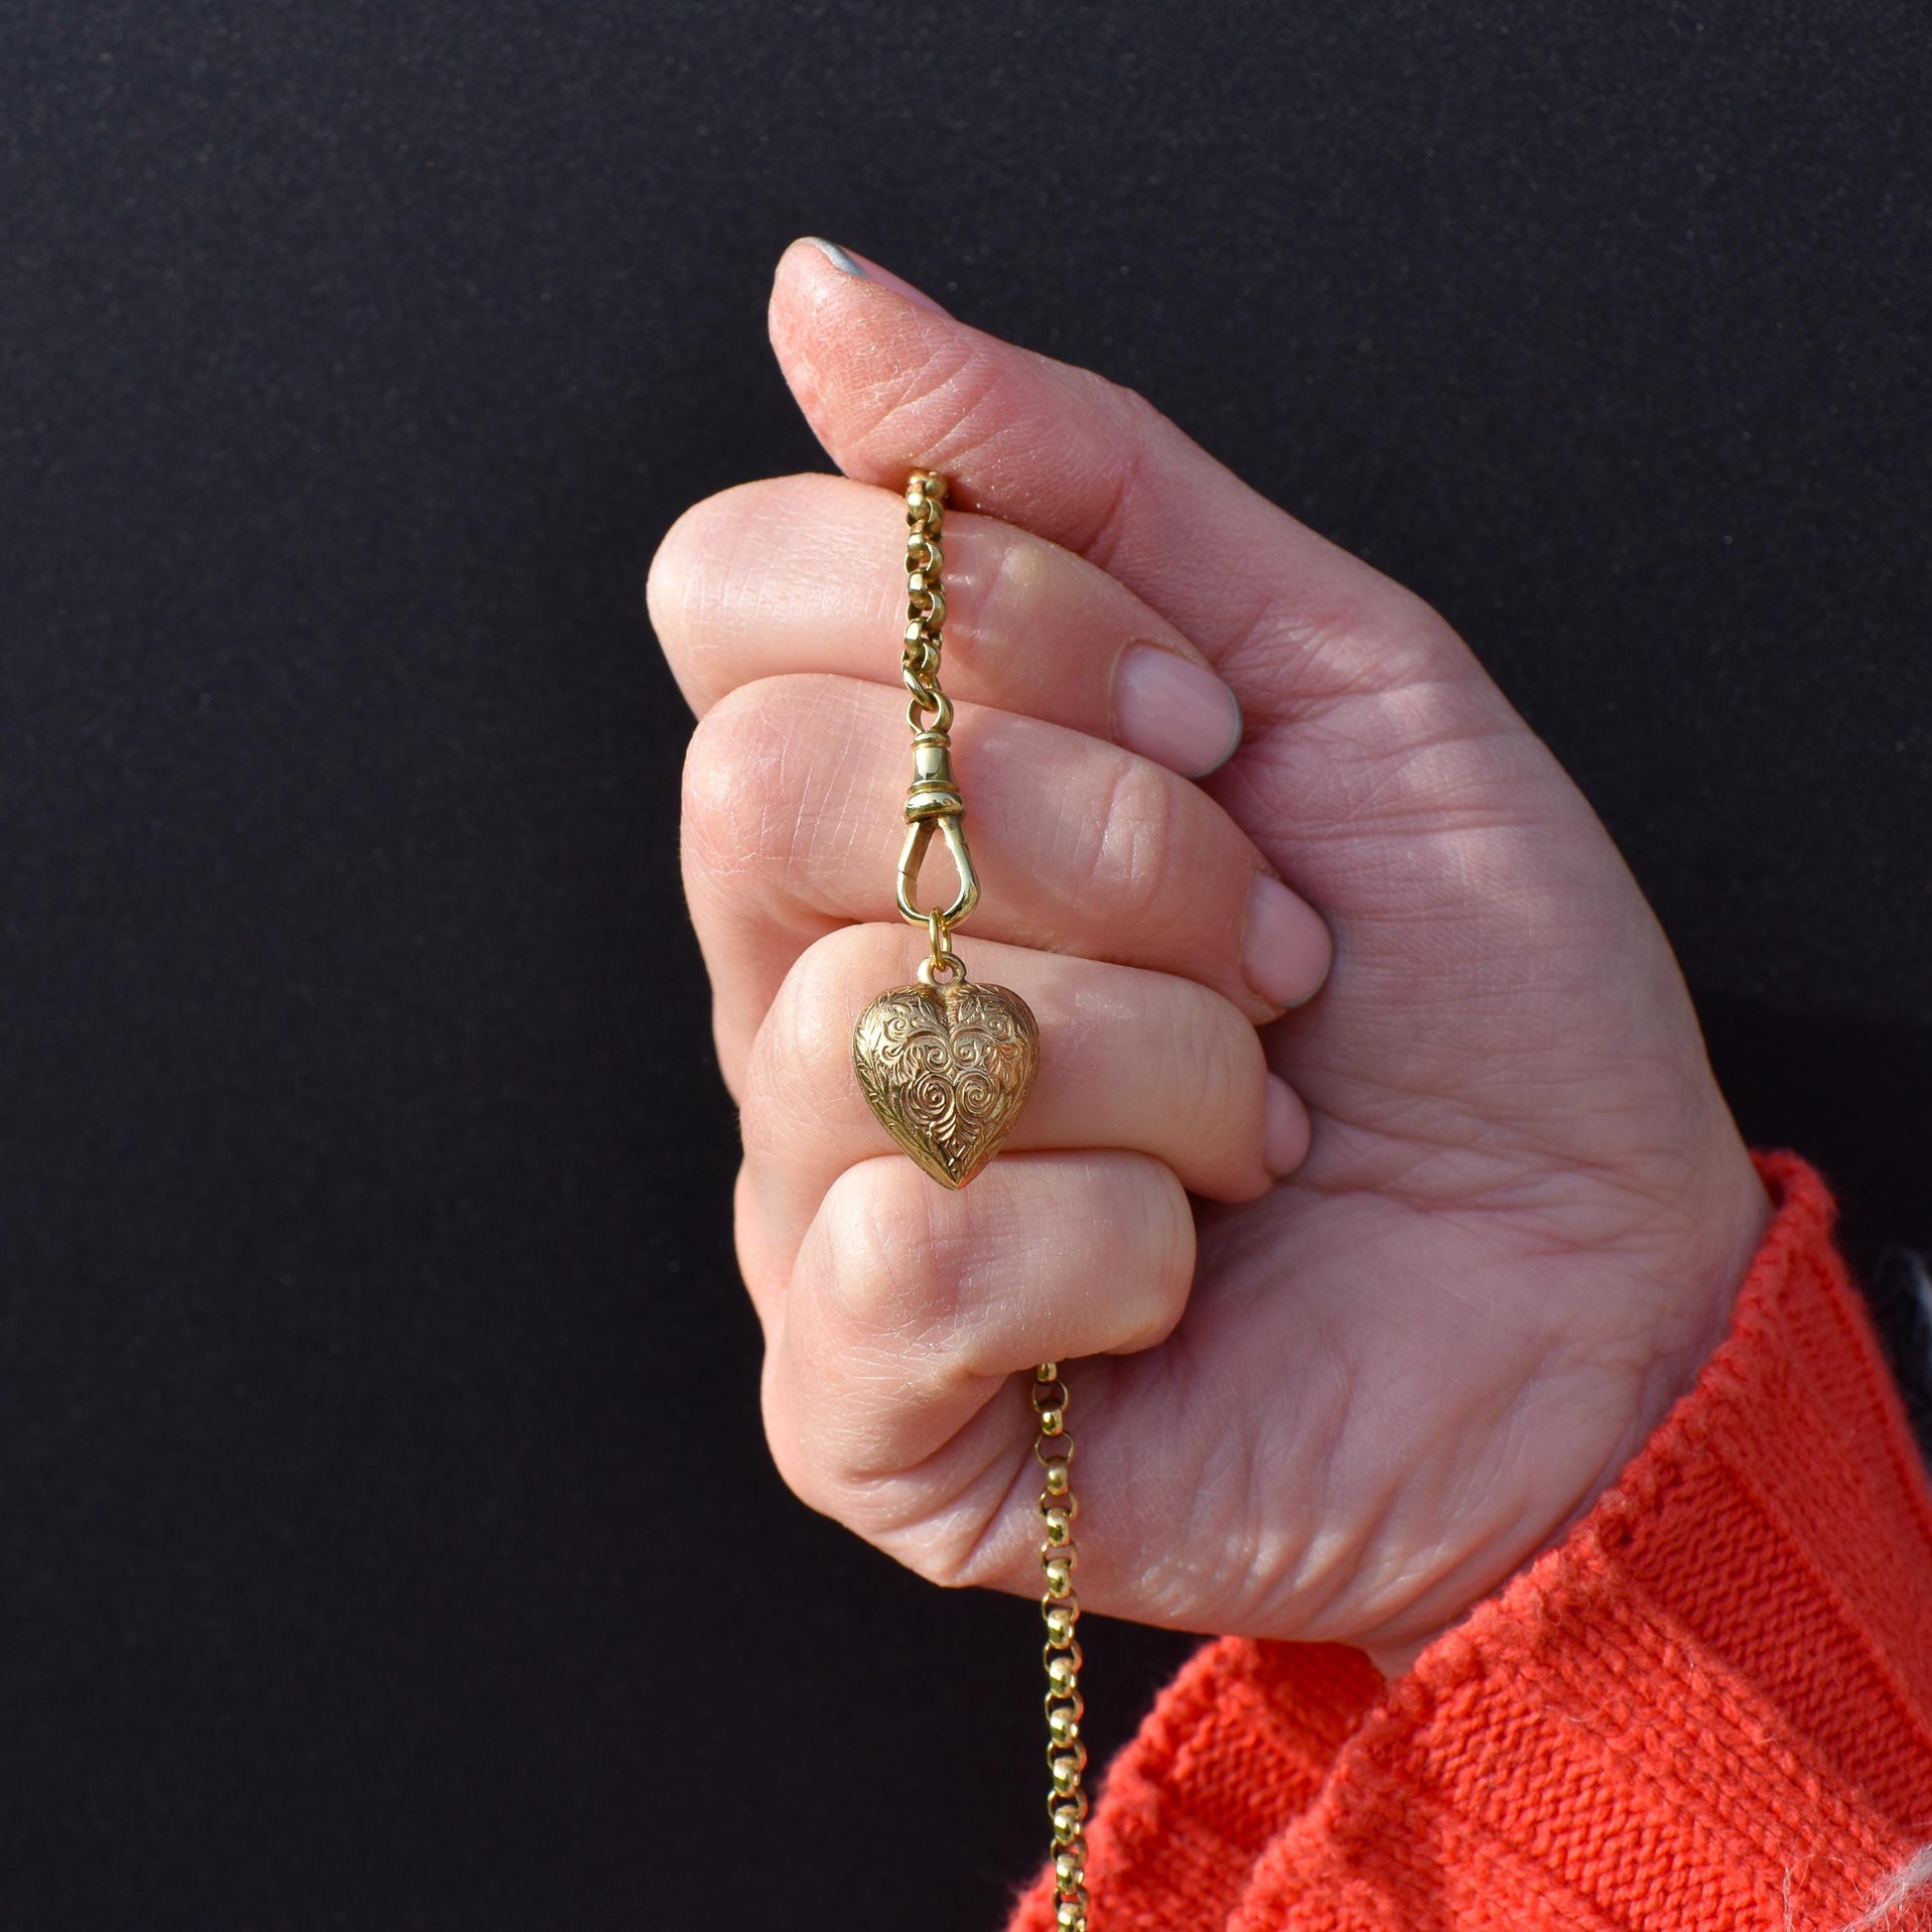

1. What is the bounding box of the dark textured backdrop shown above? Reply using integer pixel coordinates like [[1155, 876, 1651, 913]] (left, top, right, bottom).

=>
[[1, 3, 1927, 1926]]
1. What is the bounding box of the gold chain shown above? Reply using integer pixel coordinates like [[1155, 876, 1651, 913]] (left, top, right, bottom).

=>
[[1035, 1363, 1090, 1932], [897, 474, 1090, 1926], [900, 469, 950, 729], [897, 472, 979, 980]]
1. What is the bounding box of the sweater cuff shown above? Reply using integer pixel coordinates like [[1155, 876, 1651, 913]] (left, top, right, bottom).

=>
[[1007, 1154, 1932, 1931]]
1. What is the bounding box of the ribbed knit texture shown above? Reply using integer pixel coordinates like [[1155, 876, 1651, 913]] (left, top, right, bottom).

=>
[[1007, 1155, 1932, 1930]]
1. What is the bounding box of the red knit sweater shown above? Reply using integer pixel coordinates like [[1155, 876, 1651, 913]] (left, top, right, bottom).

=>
[[1006, 1155, 1932, 1931]]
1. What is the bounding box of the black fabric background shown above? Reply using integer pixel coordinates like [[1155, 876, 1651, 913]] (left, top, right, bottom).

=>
[[1, 3, 1928, 1926]]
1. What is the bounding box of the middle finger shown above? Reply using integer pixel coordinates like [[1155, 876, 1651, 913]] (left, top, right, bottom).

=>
[[681, 670, 1333, 1092]]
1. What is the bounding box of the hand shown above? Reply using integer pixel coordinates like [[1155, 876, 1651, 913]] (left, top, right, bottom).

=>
[[647, 239, 1771, 1671]]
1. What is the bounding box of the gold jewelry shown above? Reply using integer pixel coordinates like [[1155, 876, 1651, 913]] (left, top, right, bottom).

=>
[[850, 473, 1091, 1930], [850, 471, 1038, 1186], [1035, 1361, 1091, 1931]]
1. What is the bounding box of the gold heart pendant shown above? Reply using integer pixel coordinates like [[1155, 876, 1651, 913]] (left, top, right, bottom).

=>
[[851, 977, 1040, 1189]]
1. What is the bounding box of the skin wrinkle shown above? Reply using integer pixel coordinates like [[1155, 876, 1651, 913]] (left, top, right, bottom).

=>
[[1293, 1386, 1571, 1648], [1344, 1403, 1567, 1651], [845, 1354, 1017, 1488], [829, 1163, 1133, 1379], [703, 503, 800, 668], [882, 1442, 1043, 1590], [834, 1167, 1205, 1591], [1199, 535, 1432, 708], [1222, 1383, 1375, 1635], [792, 1154, 1192, 1470], [654, 479, 892, 711], [1220, 586, 1456, 727], [1061, 386, 1154, 575], [1283, 1150, 1747, 1326], [882, 1233, 1206, 1596], [653, 483, 858, 710], [785, 273, 1223, 653], [1086, 750, 1204, 950], [845, 339, 1023, 493], [776, 266, 975, 456], [1231, 703, 1527, 813], [1284, 1065, 1659, 1179], [1313, 718, 1545, 830], [1174, 1236, 1406, 1614], [938, 1379, 1093, 1594], [1194, 1194, 1685, 1644], [1236, 720, 1581, 877], [682, 678, 861, 903]]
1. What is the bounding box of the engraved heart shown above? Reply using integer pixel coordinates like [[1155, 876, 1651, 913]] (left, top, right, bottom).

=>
[[851, 977, 1040, 1189]]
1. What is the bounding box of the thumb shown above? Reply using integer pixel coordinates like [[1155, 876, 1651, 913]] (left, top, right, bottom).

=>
[[767, 236, 1471, 729]]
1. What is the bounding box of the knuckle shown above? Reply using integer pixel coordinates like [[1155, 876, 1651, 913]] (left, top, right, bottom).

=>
[[910, 1510, 1018, 1594], [644, 486, 741, 644], [642, 499, 698, 635], [759, 1170, 964, 1523], [759, 1361, 846, 1522], [971, 519, 1053, 649], [1101, 372, 1167, 435], [680, 674, 863, 901], [1163, 989, 1268, 1153], [1083, 755, 1191, 934], [813, 1163, 957, 1362], [740, 932, 866, 1162], [677, 678, 791, 884], [649, 479, 832, 708], [645, 478, 794, 628], [1112, 1159, 1196, 1349]]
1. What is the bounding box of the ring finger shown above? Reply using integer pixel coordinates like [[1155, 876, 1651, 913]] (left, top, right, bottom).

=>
[[732, 922, 1311, 1305]]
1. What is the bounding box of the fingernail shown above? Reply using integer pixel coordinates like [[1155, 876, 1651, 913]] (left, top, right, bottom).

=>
[[800, 237, 953, 319], [1263, 1075, 1310, 1178], [804, 236, 867, 277], [1242, 875, 1333, 1012], [1112, 643, 1244, 777]]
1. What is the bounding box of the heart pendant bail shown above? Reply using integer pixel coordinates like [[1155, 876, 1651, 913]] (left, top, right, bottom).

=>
[[919, 907, 966, 987]]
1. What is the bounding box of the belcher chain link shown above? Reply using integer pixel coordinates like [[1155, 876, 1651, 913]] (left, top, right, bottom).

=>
[[897, 473, 1091, 1927], [897, 469, 980, 980], [1035, 1363, 1091, 1932]]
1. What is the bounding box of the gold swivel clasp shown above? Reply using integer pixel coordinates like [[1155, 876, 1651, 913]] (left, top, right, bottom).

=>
[[896, 727, 980, 930]]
